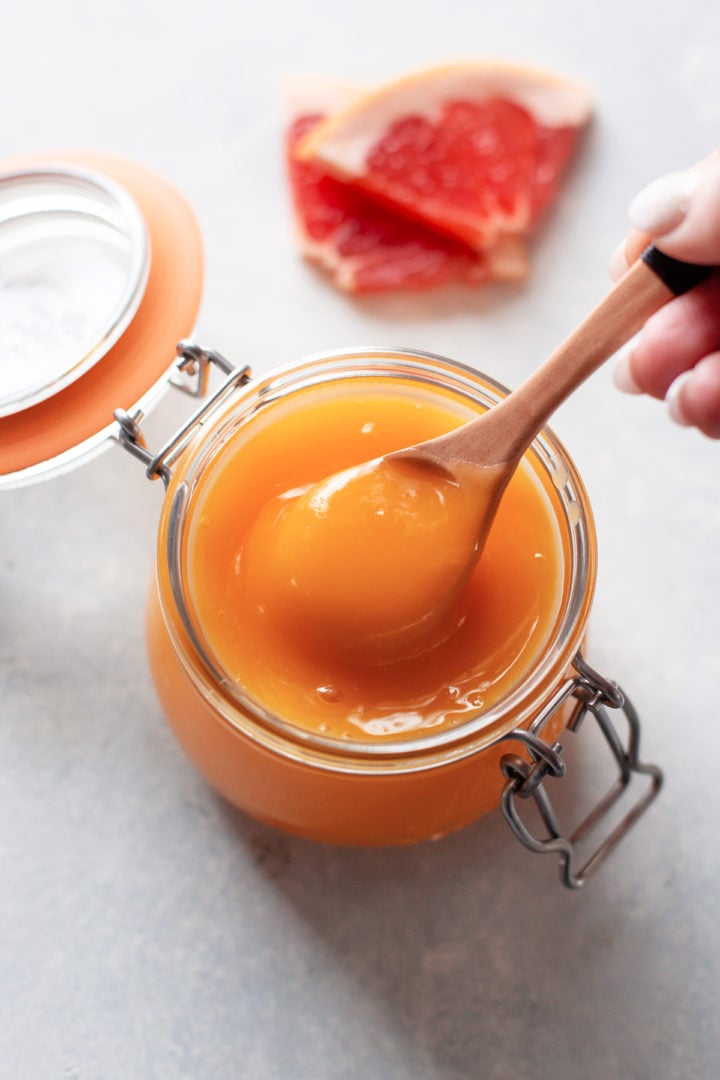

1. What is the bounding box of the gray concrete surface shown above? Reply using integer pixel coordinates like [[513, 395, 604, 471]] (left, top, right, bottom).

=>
[[2, 2, 719, 1077]]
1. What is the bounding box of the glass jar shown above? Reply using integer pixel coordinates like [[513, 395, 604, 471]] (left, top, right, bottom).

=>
[[0, 155, 662, 889], [136, 345, 662, 888]]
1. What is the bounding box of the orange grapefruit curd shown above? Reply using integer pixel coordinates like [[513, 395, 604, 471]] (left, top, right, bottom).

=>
[[240, 452, 513, 665], [146, 351, 596, 845]]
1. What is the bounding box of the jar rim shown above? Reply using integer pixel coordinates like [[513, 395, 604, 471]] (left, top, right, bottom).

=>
[[156, 347, 597, 767]]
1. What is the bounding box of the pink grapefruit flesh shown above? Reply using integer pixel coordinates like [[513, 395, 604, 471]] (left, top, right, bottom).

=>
[[287, 112, 494, 292], [297, 63, 592, 254]]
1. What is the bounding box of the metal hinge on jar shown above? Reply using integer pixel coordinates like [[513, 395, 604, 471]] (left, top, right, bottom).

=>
[[500, 652, 663, 889], [113, 341, 251, 487]]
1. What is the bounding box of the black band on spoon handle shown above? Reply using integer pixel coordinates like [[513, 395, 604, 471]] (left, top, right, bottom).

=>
[[641, 245, 710, 296]]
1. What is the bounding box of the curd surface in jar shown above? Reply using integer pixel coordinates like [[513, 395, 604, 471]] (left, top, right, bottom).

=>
[[185, 379, 563, 742]]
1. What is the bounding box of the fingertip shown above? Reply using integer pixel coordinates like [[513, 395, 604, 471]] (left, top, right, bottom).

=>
[[613, 352, 643, 394], [609, 228, 651, 281], [652, 161, 720, 264], [665, 373, 693, 427], [677, 353, 720, 438], [628, 169, 699, 236], [625, 226, 652, 267]]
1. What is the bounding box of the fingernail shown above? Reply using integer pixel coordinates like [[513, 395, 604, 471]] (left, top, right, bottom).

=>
[[666, 372, 693, 426], [628, 169, 700, 236], [613, 353, 643, 395], [609, 240, 628, 282]]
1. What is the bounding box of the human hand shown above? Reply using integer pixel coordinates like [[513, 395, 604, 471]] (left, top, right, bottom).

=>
[[611, 150, 720, 438]]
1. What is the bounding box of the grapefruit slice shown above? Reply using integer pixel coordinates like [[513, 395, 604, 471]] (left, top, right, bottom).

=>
[[297, 62, 592, 254], [287, 112, 493, 292], [285, 77, 528, 292]]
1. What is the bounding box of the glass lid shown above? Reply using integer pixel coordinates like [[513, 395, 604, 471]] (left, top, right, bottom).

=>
[[0, 166, 150, 417]]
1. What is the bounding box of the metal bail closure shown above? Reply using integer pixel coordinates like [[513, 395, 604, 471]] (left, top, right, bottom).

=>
[[500, 652, 663, 889], [114, 341, 251, 487]]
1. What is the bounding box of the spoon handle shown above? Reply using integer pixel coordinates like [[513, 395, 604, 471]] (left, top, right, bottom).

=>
[[453, 247, 711, 465], [641, 245, 710, 295]]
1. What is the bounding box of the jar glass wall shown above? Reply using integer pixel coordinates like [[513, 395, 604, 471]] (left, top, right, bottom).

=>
[[147, 348, 597, 844]]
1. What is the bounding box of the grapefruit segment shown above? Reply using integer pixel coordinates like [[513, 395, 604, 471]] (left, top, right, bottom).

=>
[[297, 62, 592, 253], [285, 76, 530, 293], [287, 110, 493, 293]]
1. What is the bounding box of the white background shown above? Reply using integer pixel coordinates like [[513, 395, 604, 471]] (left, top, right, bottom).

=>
[[1, 2, 719, 1077]]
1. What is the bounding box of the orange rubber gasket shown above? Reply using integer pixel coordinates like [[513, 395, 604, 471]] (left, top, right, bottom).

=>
[[0, 151, 204, 480]]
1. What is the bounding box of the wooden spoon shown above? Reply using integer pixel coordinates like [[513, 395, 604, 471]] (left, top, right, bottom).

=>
[[256, 248, 709, 663], [390, 247, 710, 554]]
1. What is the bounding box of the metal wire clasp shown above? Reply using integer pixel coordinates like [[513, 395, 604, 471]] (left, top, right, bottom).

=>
[[500, 652, 663, 889], [113, 341, 251, 487]]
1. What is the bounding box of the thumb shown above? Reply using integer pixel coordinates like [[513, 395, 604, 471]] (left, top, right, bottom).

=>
[[629, 160, 720, 265]]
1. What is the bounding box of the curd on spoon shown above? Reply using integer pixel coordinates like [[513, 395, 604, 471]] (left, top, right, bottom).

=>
[[242, 454, 507, 663]]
